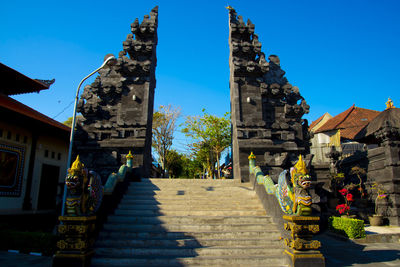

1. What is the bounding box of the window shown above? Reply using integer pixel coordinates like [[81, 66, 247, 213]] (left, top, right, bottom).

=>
[[23, 136, 28, 144], [57, 153, 61, 160], [7, 131, 11, 140], [51, 151, 55, 159], [0, 129, 3, 138], [45, 150, 49, 158], [15, 134, 20, 142]]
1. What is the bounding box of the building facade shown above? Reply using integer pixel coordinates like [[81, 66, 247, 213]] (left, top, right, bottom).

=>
[[0, 63, 70, 214]]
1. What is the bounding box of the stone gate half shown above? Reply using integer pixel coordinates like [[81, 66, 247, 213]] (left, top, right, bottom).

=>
[[228, 7, 311, 182], [74, 7, 158, 179]]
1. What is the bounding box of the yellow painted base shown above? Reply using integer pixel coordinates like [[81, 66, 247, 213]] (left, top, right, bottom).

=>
[[284, 248, 325, 267], [53, 250, 94, 267]]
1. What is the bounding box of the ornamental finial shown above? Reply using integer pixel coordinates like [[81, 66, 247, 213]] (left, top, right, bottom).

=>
[[126, 150, 134, 159], [386, 98, 395, 110], [248, 152, 256, 160], [293, 155, 308, 175], [225, 5, 234, 11], [69, 155, 84, 174]]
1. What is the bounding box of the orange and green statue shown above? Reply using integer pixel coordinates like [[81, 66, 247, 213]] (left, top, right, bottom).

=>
[[276, 155, 313, 216], [65, 156, 103, 216]]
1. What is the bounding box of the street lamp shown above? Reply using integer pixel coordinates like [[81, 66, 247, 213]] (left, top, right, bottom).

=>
[[61, 54, 116, 216]]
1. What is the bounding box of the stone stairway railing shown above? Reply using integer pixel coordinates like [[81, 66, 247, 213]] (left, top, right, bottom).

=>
[[248, 153, 325, 267], [53, 152, 136, 267]]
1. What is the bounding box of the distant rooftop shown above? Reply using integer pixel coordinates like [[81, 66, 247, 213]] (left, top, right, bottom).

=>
[[315, 105, 380, 140], [0, 62, 54, 95], [309, 112, 332, 132]]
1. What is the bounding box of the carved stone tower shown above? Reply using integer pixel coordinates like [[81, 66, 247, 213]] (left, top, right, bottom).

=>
[[74, 7, 158, 179], [228, 7, 310, 182]]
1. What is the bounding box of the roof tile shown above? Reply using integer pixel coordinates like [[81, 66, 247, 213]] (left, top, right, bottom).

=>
[[315, 105, 380, 139]]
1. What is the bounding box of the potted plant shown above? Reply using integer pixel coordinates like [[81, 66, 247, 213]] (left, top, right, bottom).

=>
[[369, 182, 388, 226]]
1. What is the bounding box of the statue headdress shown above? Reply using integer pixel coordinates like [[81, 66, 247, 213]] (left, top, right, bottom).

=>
[[69, 155, 84, 175], [126, 150, 134, 159], [291, 155, 308, 184]]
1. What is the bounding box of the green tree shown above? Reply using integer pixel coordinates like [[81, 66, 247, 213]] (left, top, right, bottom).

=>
[[165, 150, 184, 178], [63, 115, 83, 128], [152, 105, 181, 177], [182, 109, 231, 179], [180, 152, 204, 178], [164, 150, 203, 179]]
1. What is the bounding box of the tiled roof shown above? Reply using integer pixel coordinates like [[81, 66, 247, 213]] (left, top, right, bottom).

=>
[[0, 93, 70, 132], [309, 114, 325, 131], [315, 105, 380, 139], [309, 113, 331, 132], [0, 62, 52, 95], [357, 107, 400, 140]]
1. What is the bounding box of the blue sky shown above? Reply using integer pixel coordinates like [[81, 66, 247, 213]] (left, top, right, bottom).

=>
[[2, 0, 400, 154]]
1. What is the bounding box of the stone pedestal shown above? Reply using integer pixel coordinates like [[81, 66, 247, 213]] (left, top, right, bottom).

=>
[[53, 216, 96, 267], [283, 215, 325, 267]]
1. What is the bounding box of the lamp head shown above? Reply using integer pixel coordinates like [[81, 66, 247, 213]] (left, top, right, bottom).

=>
[[103, 54, 117, 66]]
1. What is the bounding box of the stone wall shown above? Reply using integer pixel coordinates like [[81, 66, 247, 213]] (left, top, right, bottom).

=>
[[367, 145, 400, 225], [312, 143, 400, 225], [228, 8, 310, 182], [74, 7, 158, 180]]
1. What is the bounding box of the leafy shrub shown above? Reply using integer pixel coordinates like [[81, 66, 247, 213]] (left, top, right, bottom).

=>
[[328, 216, 366, 239]]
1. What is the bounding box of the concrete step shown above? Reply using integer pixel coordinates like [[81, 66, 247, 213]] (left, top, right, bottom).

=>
[[114, 209, 266, 216], [93, 179, 286, 267], [97, 229, 281, 240], [128, 182, 245, 187], [102, 223, 276, 232], [138, 178, 242, 183], [127, 183, 252, 189], [93, 246, 283, 258], [119, 198, 260, 205], [116, 203, 265, 210], [123, 190, 256, 197], [121, 193, 257, 201], [91, 255, 286, 266], [107, 215, 273, 225], [95, 238, 280, 248]]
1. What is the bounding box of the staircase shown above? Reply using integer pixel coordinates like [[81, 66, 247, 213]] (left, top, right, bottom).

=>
[[91, 178, 288, 266]]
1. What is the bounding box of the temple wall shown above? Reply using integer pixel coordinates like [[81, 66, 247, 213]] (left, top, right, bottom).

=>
[[228, 8, 310, 182], [74, 7, 158, 179]]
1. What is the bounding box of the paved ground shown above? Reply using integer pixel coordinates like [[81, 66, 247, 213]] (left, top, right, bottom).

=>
[[1, 226, 400, 267], [0, 251, 52, 267], [317, 232, 400, 267]]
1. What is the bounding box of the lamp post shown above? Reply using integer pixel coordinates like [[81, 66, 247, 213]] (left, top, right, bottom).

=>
[[61, 54, 116, 216]]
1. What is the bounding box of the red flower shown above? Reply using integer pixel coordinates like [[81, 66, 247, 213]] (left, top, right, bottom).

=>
[[346, 193, 354, 202], [339, 188, 348, 196], [336, 204, 350, 214]]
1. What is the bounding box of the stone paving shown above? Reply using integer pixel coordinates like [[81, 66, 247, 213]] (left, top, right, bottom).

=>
[[1, 226, 400, 266], [316, 225, 400, 267], [0, 251, 51, 267]]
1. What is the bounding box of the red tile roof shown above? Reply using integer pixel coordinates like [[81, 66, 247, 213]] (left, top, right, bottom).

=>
[[0, 93, 70, 132], [315, 105, 380, 139], [309, 113, 329, 131]]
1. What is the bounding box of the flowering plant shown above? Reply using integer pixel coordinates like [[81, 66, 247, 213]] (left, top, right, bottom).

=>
[[336, 204, 350, 214], [336, 188, 354, 215]]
